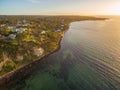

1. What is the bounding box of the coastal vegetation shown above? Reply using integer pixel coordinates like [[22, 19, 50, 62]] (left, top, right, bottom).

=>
[[0, 15, 106, 76]]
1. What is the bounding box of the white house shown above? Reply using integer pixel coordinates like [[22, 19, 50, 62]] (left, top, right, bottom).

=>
[[41, 30, 46, 34], [7, 26, 16, 29], [55, 29, 61, 32], [12, 28, 26, 34], [8, 34, 16, 40], [34, 48, 44, 57]]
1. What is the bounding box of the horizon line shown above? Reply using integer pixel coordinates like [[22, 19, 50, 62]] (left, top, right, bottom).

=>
[[0, 14, 120, 16]]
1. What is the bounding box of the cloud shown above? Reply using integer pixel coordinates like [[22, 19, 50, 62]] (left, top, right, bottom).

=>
[[27, 0, 60, 3], [27, 0, 44, 3]]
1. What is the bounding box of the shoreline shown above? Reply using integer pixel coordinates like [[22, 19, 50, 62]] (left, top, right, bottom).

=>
[[0, 25, 66, 88], [0, 18, 107, 88]]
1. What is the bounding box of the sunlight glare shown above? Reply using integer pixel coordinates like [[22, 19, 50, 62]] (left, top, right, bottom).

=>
[[110, 2, 120, 15]]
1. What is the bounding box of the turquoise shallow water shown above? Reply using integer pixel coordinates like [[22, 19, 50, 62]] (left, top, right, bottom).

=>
[[11, 17, 120, 90]]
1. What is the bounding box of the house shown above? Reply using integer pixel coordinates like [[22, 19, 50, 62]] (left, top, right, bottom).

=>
[[0, 24, 6, 27], [17, 28, 26, 33], [12, 29, 19, 33], [1, 34, 16, 40], [12, 28, 26, 34], [22, 23, 29, 27], [55, 29, 61, 32], [8, 34, 16, 40], [7, 26, 16, 29], [34, 47, 44, 57], [41, 30, 46, 34], [17, 55, 24, 61], [16, 23, 21, 27]]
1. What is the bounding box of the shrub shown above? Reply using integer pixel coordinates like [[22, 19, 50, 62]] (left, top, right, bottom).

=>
[[3, 60, 16, 72]]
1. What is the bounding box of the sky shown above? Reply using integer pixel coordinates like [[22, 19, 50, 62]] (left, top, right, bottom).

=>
[[0, 0, 120, 15]]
